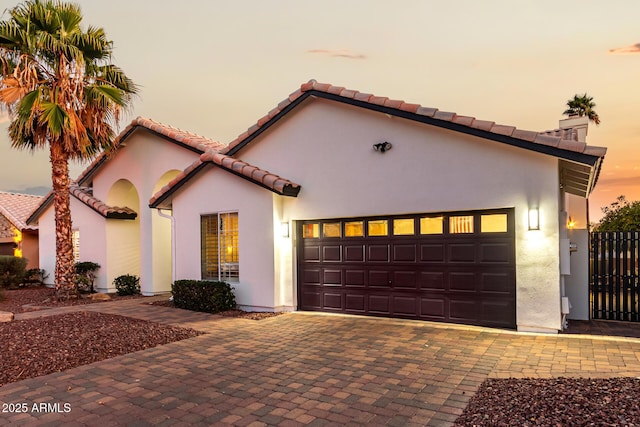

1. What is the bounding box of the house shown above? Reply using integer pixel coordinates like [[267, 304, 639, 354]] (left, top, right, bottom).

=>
[[30, 80, 606, 333], [28, 117, 225, 293], [0, 191, 43, 269]]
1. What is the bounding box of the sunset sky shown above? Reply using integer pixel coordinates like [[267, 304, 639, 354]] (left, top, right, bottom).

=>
[[1, 0, 638, 221]]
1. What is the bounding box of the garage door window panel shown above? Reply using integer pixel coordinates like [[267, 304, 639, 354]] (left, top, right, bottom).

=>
[[420, 217, 444, 235], [345, 221, 364, 237], [368, 220, 388, 236]]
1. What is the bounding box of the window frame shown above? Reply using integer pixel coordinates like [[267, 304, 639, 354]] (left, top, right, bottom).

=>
[[201, 211, 239, 282]]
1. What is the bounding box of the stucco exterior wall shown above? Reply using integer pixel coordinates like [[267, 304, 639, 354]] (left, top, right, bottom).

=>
[[39, 198, 106, 288], [235, 99, 563, 331], [172, 166, 277, 309]]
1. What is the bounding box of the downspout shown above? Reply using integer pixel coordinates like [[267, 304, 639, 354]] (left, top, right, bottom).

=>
[[157, 209, 176, 287]]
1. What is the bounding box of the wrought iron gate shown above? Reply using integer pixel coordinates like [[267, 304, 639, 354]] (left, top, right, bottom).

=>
[[591, 231, 640, 321]]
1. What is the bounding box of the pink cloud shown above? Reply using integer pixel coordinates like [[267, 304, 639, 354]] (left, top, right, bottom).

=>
[[307, 49, 366, 60], [608, 43, 640, 54]]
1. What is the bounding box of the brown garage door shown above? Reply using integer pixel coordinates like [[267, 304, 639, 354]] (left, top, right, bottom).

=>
[[297, 209, 516, 329]]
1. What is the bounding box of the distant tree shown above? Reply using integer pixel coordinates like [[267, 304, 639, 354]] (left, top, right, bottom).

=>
[[593, 196, 640, 231], [0, 0, 137, 300], [563, 93, 600, 125]]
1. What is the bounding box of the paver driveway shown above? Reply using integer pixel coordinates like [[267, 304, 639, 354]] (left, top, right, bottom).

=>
[[2, 300, 640, 426]]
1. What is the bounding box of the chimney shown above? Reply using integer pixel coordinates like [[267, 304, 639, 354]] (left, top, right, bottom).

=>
[[558, 115, 588, 143]]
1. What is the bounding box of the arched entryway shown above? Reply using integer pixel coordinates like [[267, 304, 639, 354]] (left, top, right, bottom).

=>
[[105, 179, 141, 291]]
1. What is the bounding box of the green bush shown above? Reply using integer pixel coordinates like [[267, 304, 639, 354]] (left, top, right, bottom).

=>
[[0, 255, 27, 289], [22, 268, 48, 287], [75, 261, 100, 293], [172, 280, 236, 314], [114, 274, 140, 296]]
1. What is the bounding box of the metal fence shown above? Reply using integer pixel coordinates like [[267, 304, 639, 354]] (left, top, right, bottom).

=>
[[591, 231, 640, 321]]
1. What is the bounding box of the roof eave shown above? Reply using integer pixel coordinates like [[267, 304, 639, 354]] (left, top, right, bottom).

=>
[[227, 90, 602, 166]]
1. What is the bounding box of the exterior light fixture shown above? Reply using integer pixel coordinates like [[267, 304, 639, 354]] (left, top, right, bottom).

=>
[[528, 208, 540, 231], [373, 141, 392, 153], [280, 222, 290, 238], [567, 216, 575, 229]]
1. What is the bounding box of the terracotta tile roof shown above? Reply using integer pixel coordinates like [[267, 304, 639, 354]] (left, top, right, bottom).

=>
[[75, 117, 225, 186], [29, 117, 222, 224], [150, 153, 301, 208], [0, 192, 44, 231], [222, 79, 607, 159], [70, 185, 137, 219], [202, 152, 301, 196]]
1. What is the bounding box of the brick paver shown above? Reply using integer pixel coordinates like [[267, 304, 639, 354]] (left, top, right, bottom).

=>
[[2, 299, 640, 426]]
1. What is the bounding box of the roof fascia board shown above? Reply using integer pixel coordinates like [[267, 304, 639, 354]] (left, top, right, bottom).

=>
[[210, 163, 301, 197], [70, 192, 137, 220], [228, 90, 600, 166]]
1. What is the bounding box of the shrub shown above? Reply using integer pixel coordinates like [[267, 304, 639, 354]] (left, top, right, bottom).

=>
[[75, 261, 100, 293], [114, 274, 140, 296], [22, 268, 48, 287], [172, 280, 236, 314], [0, 255, 27, 289]]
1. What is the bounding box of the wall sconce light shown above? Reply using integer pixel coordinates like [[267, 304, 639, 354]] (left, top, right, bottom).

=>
[[567, 216, 575, 229], [279, 222, 290, 238], [373, 141, 392, 153], [528, 208, 540, 230]]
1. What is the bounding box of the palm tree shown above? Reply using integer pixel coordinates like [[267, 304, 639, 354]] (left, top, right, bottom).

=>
[[563, 93, 601, 125], [0, 0, 137, 299]]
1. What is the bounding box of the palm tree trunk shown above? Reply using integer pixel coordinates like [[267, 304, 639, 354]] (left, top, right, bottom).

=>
[[50, 143, 77, 300]]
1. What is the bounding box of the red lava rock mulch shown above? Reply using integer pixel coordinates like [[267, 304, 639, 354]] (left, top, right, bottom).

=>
[[0, 286, 142, 314], [0, 311, 204, 387], [454, 377, 640, 426]]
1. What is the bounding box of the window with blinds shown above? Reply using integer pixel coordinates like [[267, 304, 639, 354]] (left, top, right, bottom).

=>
[[72, 230, 80, 263], [201, 212, 239, 281]]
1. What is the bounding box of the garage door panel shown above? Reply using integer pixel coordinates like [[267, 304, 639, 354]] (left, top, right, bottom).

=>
[[344, 245, 365, 262], [323, 269, 342, 285], [304, 246, 320, 262], [449, 272, 476, 291], [393, 270, 417, 289], [393, 244, 417, 262], [301, 291, 321, 309], [302, 269, 321, 285], [449, 244, 476, 263], [480, 300, 515, 327], [420, 297, 446, 318], [420, 244, 445, 262], [323, 292, 343, 310], [481, 272, 515, 294], [392, 296, 418, 316], [299, 210, 515, 329], [369, 270, 390, 287], [323, 245, 342, 262], [345, 293, 366, 312], [345, 270, 366, 286], [368, 295, 391, 314], [479, 242, 511, 263], [419, 271, 445, 290], [368, 245, 390, 262], [449, 299, 478, 321]]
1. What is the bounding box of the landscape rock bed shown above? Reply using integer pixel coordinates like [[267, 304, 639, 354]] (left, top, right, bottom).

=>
[[0, 311, 204, 387], [0, 286, 142, 313], [454, 377, 640, 426]]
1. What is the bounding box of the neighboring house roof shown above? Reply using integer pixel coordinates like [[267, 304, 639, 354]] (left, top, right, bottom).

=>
[[27, 117, 222, 225], [150, 152, 301, 207], [69, 185, 137, 219], [0, 192, 44, 236], [150, 80, 608, 206]]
